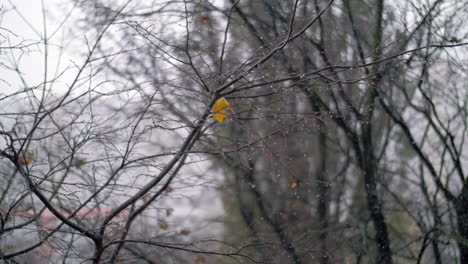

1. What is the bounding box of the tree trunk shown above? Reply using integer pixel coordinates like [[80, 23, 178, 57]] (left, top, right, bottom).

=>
[[361, 131, 392, 264], [310, 96, 330, 264], [455, 185, 468, 264]]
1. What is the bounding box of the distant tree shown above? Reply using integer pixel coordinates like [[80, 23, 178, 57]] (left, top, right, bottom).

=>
[[201, 1, 468, 264]]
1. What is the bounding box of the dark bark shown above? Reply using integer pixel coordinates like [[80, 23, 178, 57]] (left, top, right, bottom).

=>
[[361, 130, 392, 264], [309, 95, 330, 264], [455, 184, 468, 264], [360, 0, 392, 262]]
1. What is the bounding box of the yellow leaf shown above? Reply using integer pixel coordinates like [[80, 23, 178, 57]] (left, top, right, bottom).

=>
[[18, 152, 35, 166], [211, 97, 233, 123], [195, 254, 207, 264], [166, 208, 173, 217], [159, 221, 169, 230], [178, 229, 191, 235], [200, 16, 209, 23], [73, 157, 86, 168]]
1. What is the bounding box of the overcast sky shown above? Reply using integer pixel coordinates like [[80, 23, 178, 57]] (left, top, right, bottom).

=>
[[1, 0, 80, 95]]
